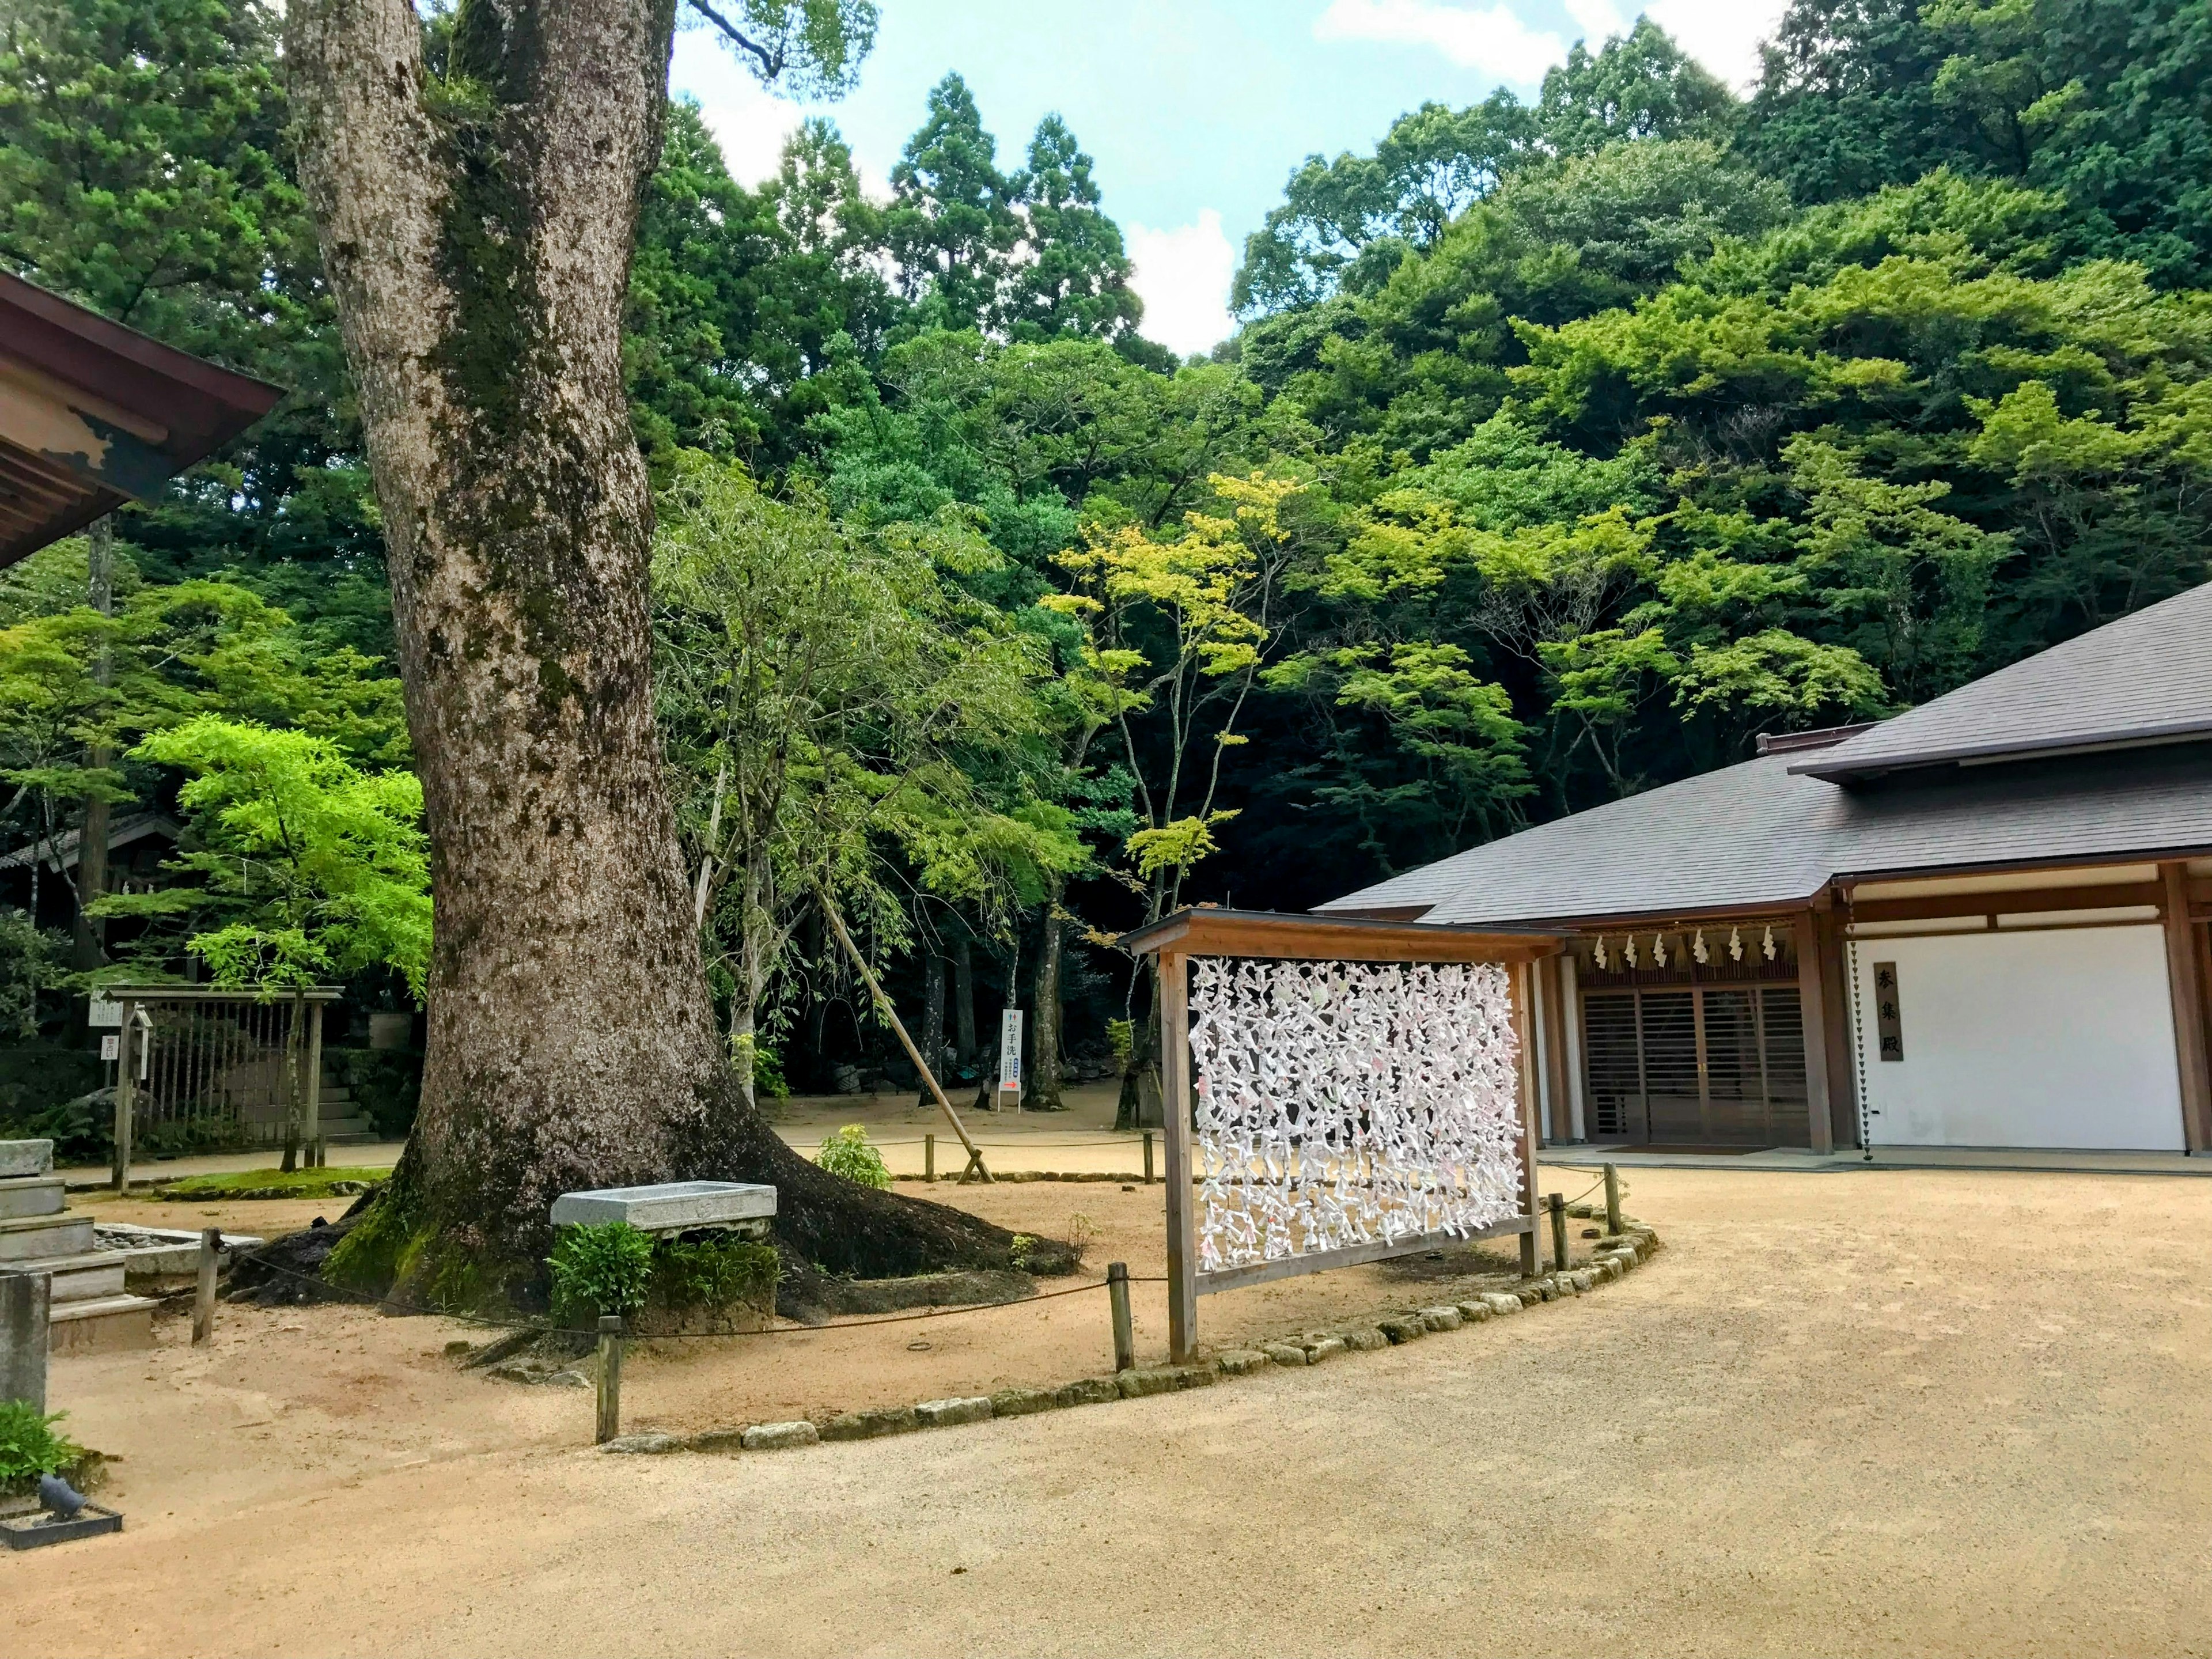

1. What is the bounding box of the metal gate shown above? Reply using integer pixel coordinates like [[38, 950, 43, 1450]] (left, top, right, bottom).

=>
[[1582, 984, 1809, 1147], [100, 986, 341, 1187]]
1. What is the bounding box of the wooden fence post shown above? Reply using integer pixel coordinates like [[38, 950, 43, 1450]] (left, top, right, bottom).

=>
[[596, 1315, 624, 1445], [192, 1228, 220, 1346], [1107, 1261, 1135, 1372], [1604, 1164, 1622, 1236], [1143, 1131, 1154, 1185], [924, 1132, 935, 1183], [111, 999, 137, 1193], [1548, 1191, 1569, 1274]]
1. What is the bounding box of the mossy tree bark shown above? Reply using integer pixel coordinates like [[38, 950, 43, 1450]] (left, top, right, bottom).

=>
[[285, 0, 1035, 1294]]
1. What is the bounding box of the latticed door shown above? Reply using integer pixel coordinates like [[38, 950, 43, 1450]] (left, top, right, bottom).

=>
[[1577, 983, 1813, 1147]]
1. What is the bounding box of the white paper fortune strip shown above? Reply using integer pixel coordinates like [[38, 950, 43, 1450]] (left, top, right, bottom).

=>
[[1185, 958, 1524, 1275]]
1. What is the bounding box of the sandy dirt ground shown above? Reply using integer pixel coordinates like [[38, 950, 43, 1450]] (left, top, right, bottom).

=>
[[7, 1165, 2207, 1658]]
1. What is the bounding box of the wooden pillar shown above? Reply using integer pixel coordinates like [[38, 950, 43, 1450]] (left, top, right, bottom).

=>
[[1158, 951, 1199, 1363], [1560, 954, 1589, 1141], [302, 1001, 326, 1168], [1815, 909, 1858, 1149], [1539, 953, 1573, 1143], [1795, 910, 1836, 1155], [1512, 961, 1541, 1278], [111, 998, 137, 1192], [2159, 862, 2212, 1152]]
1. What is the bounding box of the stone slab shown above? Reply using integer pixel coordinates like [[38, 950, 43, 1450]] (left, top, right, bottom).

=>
[[820, 1405, 919, 1441], [0, 1179, 64, 1222], [1418, 1306, 1463, 1332], [550, 1181, 777, 1233], [1376, 1315, 1427, 1344], [1261, 1343, 1308, 1366], [0, 1215, 93, 1263], [92, 1224, 264, 1281], [1478, 1293, 1522, 1316], [0, 1142, 52, 1179], [740, 1420, 818, 1450], [914, 1396, 993, 1427], [988, 1387, 1056, 1418], [1051, 1377, 1121, 1408], [0, 1270, 47, 1412], [1454, 1300, 1494, 1323], [47, 1294, 155, 1355], [1215, 1349, 1270, 1375]]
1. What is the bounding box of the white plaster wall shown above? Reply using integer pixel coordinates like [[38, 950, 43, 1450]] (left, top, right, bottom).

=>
[[1849, 925, 2186, 1150]]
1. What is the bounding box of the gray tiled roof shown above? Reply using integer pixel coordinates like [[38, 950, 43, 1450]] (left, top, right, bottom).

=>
[[1793, 579, 2212, 781], [1316, 745, 2212, 926]]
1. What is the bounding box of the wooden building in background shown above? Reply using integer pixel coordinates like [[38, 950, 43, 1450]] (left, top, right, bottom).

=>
[[1320, 581, 2212, 1156]]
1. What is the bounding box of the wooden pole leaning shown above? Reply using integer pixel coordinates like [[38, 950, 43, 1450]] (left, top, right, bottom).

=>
[[816, 886, 988, 1182], [1604, 1163, 1622, 1236], [1158, 950, 1199, 1365], [1512, 964, 1542, 1279]]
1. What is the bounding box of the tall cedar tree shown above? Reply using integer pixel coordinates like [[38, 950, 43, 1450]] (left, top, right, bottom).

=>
[[283, 0, 1044, 1299]]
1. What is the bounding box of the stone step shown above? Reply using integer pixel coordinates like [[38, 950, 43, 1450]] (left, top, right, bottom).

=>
[[20, 1251, 128, 1304], [0, 1140, 54, 1179], [0, 1176, 65, 1222], [48, 1292, 157, 1355], [0, 1212, 93, 1262]]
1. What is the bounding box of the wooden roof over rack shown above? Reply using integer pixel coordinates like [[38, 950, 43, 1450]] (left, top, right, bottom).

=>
[[1118, 907, 1563, 964]]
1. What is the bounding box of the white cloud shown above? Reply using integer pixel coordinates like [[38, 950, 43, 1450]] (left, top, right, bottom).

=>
[[665, 32, 892, 198], [1313, 0, 1566, 85], [1642, 0, 1791, 89], [1127, 210, 1238, 359], [1563, 0, 1630, 43], [1313, 0, 1791, 93], [668, 34, 806, 187]]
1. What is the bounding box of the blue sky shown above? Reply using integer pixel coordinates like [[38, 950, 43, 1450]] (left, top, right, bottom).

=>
[[670, 1, 1787, 354]]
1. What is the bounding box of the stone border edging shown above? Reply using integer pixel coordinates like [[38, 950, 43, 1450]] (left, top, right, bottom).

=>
[[598, 1220, 1661, 1456]]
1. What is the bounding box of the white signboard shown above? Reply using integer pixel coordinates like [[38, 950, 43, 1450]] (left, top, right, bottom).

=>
[[88, 997, 122, 1028], [997, 1009, 1024, 1107], [100, 1034, 120, 1062]]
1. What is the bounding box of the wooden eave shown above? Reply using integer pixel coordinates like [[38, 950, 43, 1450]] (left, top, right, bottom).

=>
[[1118, 907, 1563, 964], [0, 272, 284, 568]]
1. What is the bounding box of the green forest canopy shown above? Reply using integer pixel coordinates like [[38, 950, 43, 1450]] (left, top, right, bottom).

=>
[[2, 0, 2209, 1083]]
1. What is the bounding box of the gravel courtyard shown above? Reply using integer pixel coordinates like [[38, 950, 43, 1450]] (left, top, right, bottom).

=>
[[9, 1165, 2207, 1658]]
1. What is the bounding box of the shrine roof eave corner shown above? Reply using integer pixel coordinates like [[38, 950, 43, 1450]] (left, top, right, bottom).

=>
[[1116, 907, 1564, 965]]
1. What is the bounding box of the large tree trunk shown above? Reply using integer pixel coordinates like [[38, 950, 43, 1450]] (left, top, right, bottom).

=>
[[950, 929, 978, 1065], [285, 0, 1035, 1296], [1025, 901, 1066, 1111], [916, 948, 946, 1108]]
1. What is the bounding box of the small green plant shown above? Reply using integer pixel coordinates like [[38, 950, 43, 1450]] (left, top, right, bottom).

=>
[[547, 1220, 656, 1323], [815, 1123, 891, 1190], [1107, 1018, 1135, 1075], [753, 1040, 790, 1100], [653, 1235, 779, 1315], [0, 1400, 82, 1490], [1009, 1232, 1040, 1270]]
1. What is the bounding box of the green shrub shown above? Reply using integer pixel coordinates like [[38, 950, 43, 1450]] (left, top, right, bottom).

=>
[[0, 1400, 81, 1490], [753, 1040, 789, 1100], [547, 1220, 655, 1323], [653, 1234, 779, 1315], [814, 1123, 891, 1189]]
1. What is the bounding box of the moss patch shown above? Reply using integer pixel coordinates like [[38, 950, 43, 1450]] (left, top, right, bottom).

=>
[[159, 1166, 390, 1200]]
